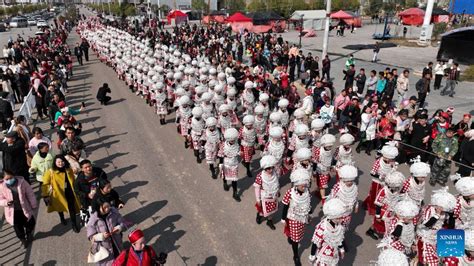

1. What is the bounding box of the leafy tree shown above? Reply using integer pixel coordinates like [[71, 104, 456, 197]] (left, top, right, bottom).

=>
[[227, 0, 246, 13], [192, 0, 209, 12], [309, 0, 325, 10], [247, 0, 266, 12], [405, 0, 418, 8], [332, 0, 360, 11], [367, 0, 383, 15]]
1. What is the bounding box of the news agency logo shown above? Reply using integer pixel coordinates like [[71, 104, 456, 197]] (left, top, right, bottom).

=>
[[437, 229, 465, 257]]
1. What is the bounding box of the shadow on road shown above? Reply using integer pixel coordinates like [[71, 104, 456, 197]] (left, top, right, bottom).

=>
[[124, 200, 168, 225], [200, 256, 218, 266], [147, 214, 185, 255], [108, 164, 138, 179]]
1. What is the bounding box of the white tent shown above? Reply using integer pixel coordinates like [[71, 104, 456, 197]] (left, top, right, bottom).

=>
[[290, 10, 326, 30]]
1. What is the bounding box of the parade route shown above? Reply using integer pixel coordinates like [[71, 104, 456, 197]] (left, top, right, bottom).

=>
[[0, 8, 472, 265]]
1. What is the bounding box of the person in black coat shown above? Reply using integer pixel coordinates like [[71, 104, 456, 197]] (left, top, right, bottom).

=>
[[0, 92, 14, 131], [96, 83, 111, 105], [92, 179, 124, 211], [74, 160, 108, 211], [355, 68, 367, 96], [457, 131, 474, 176], [344, 64, 356, 89], [74, 43, 83, 66], [0, 131, 30, 183]]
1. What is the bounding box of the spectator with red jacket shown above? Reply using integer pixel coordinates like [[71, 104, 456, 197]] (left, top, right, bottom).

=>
[[113, 229, 167, 266]]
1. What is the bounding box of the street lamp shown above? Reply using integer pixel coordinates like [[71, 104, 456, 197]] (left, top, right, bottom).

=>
[[298, 14, 304, 48]]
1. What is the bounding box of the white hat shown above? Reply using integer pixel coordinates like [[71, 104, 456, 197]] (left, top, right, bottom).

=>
[[394, 199, 419, 218], [466, 229, 474, 251], [214, 84, 224, 93], [175, 87, 185, 97], [227, 76, 236, 85], [192, 107, 203, 118], [431, 187, 457, 212], [208, 80, 217, 88], [338, 165, 358, 181], [173, 72, 183, 80], [227, 88, 237, 97], [219, 104, 230, 113], [294, 124, 309, 137], [339, 133, 355, 146], [385, 171, 405, 188], [294, 109, 305, 119], [455, 176, 474, 196], [278, 98, 289, 108], [409, 162, 431, 177], [260, 155, 277, 169], [178, 95, 190, 106], [254, 105, 265, 115], [377, 248, 408, 266], [181, 80, 190, 88], [243, 115, 255, 125], [259, 93, 269, 102], [291, 168, 311, 186], [381, 145, 399, 160], [199, 67, 208, 75], [269, 112, 282, 123], [156, 82, 164, 90], [224, 128, 238, 141], [200, 75, 208, 82], [244, 81, 254, 89], [206, 117, 217, 127], [295, 148, 312, 161], [311, 119, 325, 130], [201, 92, 213, 102], [195, 86, 205, 95], [320, 134, 336, 147], [269, 126, 284, 139], [217, 72, 226, 80], [166, 72, 174, 79], [323, 198, 346, 220], [209, 68, 217, 76]]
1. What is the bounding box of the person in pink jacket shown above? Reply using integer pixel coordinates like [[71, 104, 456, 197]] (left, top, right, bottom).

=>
[[0, 169, 38, 248]]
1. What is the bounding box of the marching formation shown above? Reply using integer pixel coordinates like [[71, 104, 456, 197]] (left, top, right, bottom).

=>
[[75, 16, 474, 266]]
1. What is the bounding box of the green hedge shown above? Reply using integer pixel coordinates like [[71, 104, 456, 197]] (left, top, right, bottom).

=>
[[0, 4, 48, 17], [87, 3, 136, 17]]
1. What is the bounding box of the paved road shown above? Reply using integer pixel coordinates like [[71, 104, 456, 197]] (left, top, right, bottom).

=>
[[0, 13, 464, 266]]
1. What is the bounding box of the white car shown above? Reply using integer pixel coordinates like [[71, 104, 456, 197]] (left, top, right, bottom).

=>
[[27, 19, 37, 26], [37, 20, 48, 27]]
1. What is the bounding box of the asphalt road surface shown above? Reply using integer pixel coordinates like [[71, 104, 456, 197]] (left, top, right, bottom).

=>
[[0, 10, 451, 265]]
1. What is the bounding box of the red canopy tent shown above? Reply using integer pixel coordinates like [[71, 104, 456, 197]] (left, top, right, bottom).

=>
[[167, 10, 188, 25], [330, 10, 354, 19], [226, 12, 252, 22], [399, 8, 425, 26]]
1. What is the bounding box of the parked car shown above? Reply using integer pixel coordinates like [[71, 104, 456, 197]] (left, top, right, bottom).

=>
[[9, 17, 28, 28], [27, 18, 37, 26], [37, 20, 48, 27]]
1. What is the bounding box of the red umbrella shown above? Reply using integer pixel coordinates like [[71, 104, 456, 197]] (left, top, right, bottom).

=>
[[330, 10, 354, 19], [226, 12, 252, 22]]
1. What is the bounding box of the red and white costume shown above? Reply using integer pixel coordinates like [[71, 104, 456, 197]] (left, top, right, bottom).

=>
[[176, 96, 192, 138], [401, 161, 430, 207], [379, 200, 419, 256], [239, 116, 257, 163], [277, 98, 290, 128], [309, 198, 347, 266], [313, 134, 336, 189], [190, 107, 205, 153], [254, 157, 280, 217], [364, 144, 398, 215], [254, 106, 267, 147], [333, 133, 355, 182], [263, 126, 287, 173], [288, 124, 310, 154], [328, 165, 359, 229], [282, 173, 311, 243], [241, 82, 255, 115], [218, 128, 240, 181], [203, 118, 221, 164], [453, 176, 474, 230], [200, 93, 215, 120], [288, 109, 306, 135]]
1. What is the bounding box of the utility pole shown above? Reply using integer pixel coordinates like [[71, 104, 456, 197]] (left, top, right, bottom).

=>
[[322, 0, 332, 58], [419, 0, 434, 44]]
